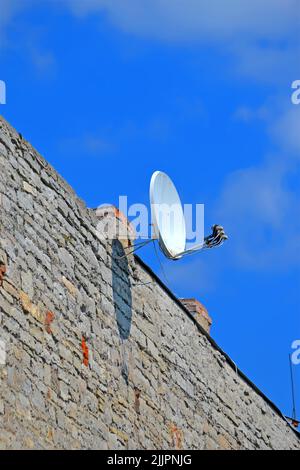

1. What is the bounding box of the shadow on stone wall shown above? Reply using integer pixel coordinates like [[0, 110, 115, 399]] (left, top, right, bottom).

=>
[[111, 239, 132, 342]]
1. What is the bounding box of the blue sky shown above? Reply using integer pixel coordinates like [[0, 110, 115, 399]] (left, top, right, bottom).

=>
[[1, 1, 300, 418]]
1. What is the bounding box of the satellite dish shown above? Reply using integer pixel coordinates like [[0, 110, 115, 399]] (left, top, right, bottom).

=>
[[150, 171, 228, 260], [118, 170, 228, 260], [150, 171, 186, 260]]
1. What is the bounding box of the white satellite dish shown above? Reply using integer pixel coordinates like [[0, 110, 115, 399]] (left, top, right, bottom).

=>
[[150, 171, 186, 260], [150, 170, 228, 260], [119, 170, 228, 260]]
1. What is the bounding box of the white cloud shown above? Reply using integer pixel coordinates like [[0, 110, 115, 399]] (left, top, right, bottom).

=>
[[215, 157, 300, 271], [59, 134, 117, 157], [0, 1, 56, 75], [2, 1, 300, 84], [219, 163, 290, 229], [0, 0, 32, 41], [64, 0, 300, 83], [271, 107, 300, 155], [216, 95, 300, 271], [65, 0, 299, 42], [234, 106, 269, 123], [0, 1, 17, 42]]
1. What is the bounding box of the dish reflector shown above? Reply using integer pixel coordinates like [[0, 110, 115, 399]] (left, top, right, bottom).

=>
[[150, 171, 186, 259], [117, 170, 228, 262]]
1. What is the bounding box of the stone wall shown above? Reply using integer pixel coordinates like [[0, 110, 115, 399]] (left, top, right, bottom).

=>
[[0, 116, 299, 450]]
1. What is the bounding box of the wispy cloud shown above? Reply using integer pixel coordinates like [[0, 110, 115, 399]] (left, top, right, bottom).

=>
[[2, 1, 300, 84], [27, 43, 56, 76], [65, 0, 299, 42], [233, 106, 269, 123], [59, 134, 117, 157], [0, 1, 56, 76], [271, 106, 300, 155], [64, 0, 300, 84], [0, 0, 34, 44], [215, 101, 300, 273], [215, 158, 300, 271]]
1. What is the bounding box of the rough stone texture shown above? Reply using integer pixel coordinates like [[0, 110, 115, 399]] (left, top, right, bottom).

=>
[[180, 298, 212, 334], [0, 115, 299, 450]]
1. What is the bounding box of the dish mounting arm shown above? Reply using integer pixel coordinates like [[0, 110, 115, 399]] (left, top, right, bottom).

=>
[[173, 224, 228, 259]]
